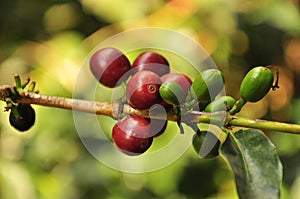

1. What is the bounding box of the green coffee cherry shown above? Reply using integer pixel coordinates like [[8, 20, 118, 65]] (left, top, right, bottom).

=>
[[191, 69, 224, 102], [240, 66, 274, 102], [192, 130, 220, 159], [204, 96, 236, 112], [159, 81, 185, 106]]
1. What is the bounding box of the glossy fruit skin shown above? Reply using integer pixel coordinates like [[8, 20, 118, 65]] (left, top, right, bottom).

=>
[[192, 130, 220, 159], [240, 66, 274, 102], [112, 116, 153, 156], [147, 104, 168, 137], [126, 71, 162, 110], [159, 82, 185, 106], [132, 51, 170, 76], [204, 96, 236, 112], [147, 118, 168, 137], [191, 69, 224, 102], [90, 47, 131, 88], [160, 73, 192, 99], [9, 104, 35, 131]]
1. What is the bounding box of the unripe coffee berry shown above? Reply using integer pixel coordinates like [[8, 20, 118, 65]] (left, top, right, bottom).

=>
[[160, 73, 192, 99], [90, 47, 131, 88], [159, 82, 185, 106], [192, 130, 221, 159], [240, 66, 274, 102], [204, 96, 236, 112], [191, 69, 224, 102]]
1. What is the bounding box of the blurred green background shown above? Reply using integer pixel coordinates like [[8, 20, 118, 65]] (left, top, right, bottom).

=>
[[1, 0, 300, 198]]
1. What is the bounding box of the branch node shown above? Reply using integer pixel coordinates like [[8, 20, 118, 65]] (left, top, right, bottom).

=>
[[112, 99, 123, 120]]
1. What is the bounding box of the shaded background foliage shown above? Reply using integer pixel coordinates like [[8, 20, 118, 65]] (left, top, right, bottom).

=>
[[0, 0, 300, 198]]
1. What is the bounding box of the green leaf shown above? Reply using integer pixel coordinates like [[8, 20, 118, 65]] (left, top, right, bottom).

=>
[[221, 129, 282, 199]]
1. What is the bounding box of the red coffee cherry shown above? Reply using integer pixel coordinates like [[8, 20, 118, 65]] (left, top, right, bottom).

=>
[[160, 73, 192, 99], [112, 116, 153, 156], [126, 71, 162, 110], [90, 47, 131, 88], [132, 51, 170, 76]]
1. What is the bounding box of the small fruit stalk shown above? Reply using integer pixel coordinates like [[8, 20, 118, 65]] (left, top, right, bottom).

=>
[[229, 66, 277, 115]]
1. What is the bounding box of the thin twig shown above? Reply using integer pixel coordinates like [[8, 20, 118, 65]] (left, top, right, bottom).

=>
[[1, 86, 300, 134]]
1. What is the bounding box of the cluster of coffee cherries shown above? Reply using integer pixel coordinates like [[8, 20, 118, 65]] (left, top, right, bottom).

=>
[[3, 47, 276, 160], [90, 48, 186, 156], [89, 47, 276, 157]]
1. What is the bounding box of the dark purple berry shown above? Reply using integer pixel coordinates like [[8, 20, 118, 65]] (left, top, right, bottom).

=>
[[126, 71, 162, 110], [132, 51, 170, 76], [9, 104, 35, 131], [90, 47, 131, 88], [112, 116, 153, 156]]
